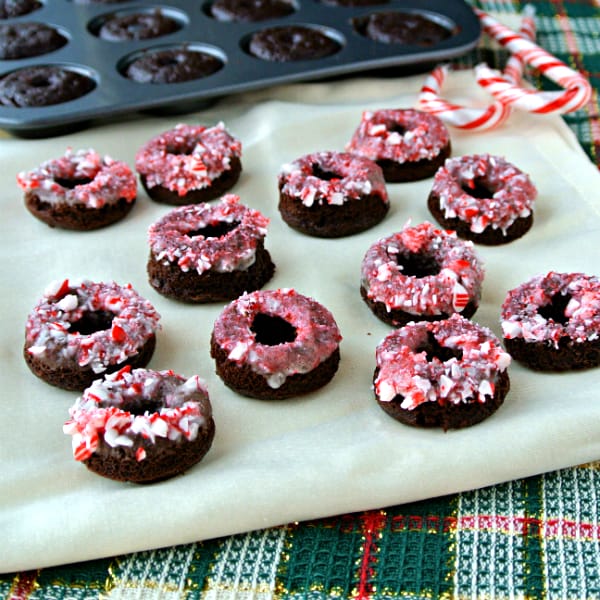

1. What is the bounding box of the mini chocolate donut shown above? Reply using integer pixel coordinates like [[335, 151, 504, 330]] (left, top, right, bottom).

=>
[[17, 148, 137, 230], [360, 221, 483, 327], [0, 66, 95, 107], [277, 150, 389, 237], [98, 10, 181, 41], [24, 279, 161, 391], [248, 25, 341, 61], [501, 271, 600, 371], [63, 367, 215, 483], [428, 154, 537, 245], [125, 47, 223, 84], [0, 22, 67, 59], [0, 0, 42, 18], [353, 11, 453, 45], [374, 314, 511, 430], [147, 194, 275, 302], [346, 109, 451, 182], [211, 288, 342, 399], [210, 0, 296, 22], [135, 122, 242, 205]]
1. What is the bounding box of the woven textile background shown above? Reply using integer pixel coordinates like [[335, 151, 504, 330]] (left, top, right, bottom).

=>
[[2, 1, 600, 598]]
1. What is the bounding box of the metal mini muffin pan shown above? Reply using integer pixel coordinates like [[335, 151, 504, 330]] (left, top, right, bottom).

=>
[[0, 0, 480, 137]]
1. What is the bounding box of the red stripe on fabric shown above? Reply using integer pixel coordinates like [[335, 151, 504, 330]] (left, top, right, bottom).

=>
[[355, 511, 386, 600], [457, 515, 600, 540], [8, 571, 39, 600]]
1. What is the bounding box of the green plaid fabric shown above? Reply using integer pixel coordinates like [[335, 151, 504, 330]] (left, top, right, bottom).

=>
[[3, 1, 600, 598]]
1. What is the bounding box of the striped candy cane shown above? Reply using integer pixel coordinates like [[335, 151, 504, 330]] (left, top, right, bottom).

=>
[[474, 7, 592, 114], [418, 65, 512, 131], [418, 7, 536, 131]]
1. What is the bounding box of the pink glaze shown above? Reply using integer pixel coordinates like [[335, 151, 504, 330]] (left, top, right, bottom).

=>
[[501, 271, 600, 347], [346, 109, 450, 163], [277, 151, 388, 207], [25, 279, 161, 374], [135, 122, 242, 197], [374, 313, 511, 410], [148, 194, 269, 275], [361, 221, 484, 317], [16, 148, 137, 209], [431, 153, 537, 234], [212, 288, 342, 389], [63, 367, 210, 462]]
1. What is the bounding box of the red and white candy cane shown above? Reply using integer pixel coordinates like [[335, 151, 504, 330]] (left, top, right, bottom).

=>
[[474, 8, 592, 114], [417, 8, 535, 131]]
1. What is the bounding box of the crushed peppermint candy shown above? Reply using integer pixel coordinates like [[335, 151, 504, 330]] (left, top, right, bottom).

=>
[[16, 148, 137, 209], [431, 153, 537, 234], [212, 288, 342, 389], [148, 194, 269, 275], [346, 109, 450, 163], [361, 221, 484, 316], [25, 279, 161, 374], [374, 313, 511, 410], [278, 151, 388, 208], [63, 367, 210, 461], [135, 122, 241, 196], [501, 271, 600, 347]]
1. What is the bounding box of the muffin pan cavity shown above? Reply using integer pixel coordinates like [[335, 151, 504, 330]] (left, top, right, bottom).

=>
[[87, 7, 187, 41], [0, 0, 479, 137]]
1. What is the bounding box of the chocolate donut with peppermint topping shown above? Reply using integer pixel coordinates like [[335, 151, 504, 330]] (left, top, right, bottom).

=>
[[147, 194, 275, 303], [63, 367, 215, 483], [428, 154, 537, 245], [24, 279, 161, 391], [346, 109, 451, 182], [277, 150, 389, 237], [501, 271, 600, 371], [135, 122, 242, 205], [361, 221, 484, 327], [374, 314, 511, 430], [211, 288, 342, 399], [17, 148, 137, 230]]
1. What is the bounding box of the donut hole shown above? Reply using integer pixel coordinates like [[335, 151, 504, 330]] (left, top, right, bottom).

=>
[[538, 293, 571, 325], [251, 313, 297, 346], [122, 396, 163, 416], [385, 122, 406, 135], [54, 176, 94, 189], [166, 140, 195, 155], [416, 332, 463, 363], [70, 310, 114, 335], [311, 162, 341, 181], [187, 221, 240, 239], [398, 252, 440, 278], [461, 177, 495, 199]]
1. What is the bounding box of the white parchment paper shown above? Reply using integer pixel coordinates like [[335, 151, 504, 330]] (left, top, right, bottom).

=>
[[1, 71, 600, 572]]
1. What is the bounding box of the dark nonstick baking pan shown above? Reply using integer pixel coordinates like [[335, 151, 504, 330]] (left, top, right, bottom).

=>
[[0, 0, 480, 137]]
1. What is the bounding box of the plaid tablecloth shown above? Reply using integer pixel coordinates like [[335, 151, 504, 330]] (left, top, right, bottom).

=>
[[2, 1, 600, 598]]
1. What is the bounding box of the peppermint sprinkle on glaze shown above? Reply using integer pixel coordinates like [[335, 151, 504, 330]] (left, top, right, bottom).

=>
[[63, 367, 209, 461], [25, 279, 161, 374], [346, 108, 450, 163], [135, 122, 241, 196], [148, 194, 269, 275], [431, 154, 537, 234], [501, 271, 600, 347], [16, 148, 137, 209], [278, 150, 388, 208], [374, 314, 511, 410], [361, 221, 484, 316]]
